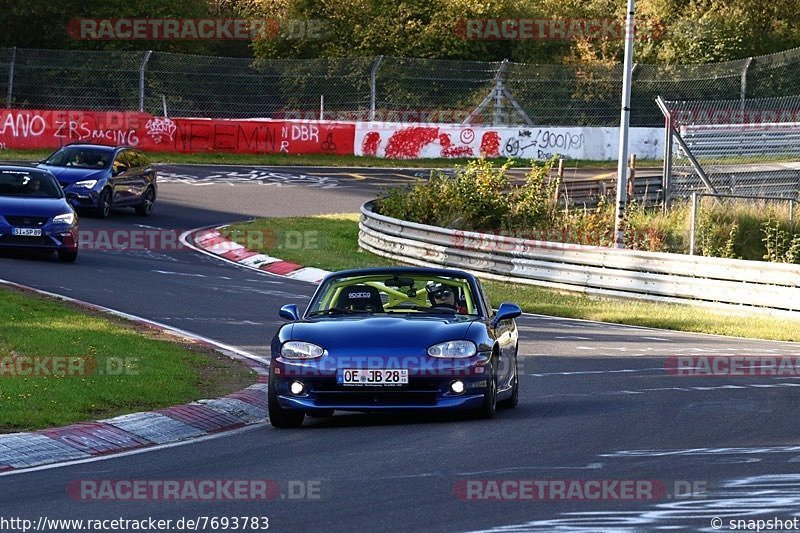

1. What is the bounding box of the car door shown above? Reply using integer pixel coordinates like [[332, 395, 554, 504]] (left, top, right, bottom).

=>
[[121, 150, 142, 201], [482, 282, 516, 389], [133, 150, 156, 199], [109, 150, 133, 204]]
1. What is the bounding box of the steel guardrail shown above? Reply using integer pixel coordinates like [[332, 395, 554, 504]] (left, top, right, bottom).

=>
[[359, 201, 800, 313]]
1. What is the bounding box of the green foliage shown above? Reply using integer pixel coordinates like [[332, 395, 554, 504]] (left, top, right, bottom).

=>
[[762, 218, 800, 264], [378, 159, 800, 264], [377, 158, 560, 231]]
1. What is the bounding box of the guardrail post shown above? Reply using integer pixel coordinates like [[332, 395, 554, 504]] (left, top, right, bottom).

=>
[[139, 50, 152, 113], [689, 191, 698, 255], [369, 56, 384, 122], [6, 47, 15, 108]]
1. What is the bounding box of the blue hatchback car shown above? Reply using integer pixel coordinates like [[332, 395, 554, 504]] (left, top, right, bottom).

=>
[[269, 267, 522, 428], [38, 144, 157, 218], [0, 166, 79, 262]]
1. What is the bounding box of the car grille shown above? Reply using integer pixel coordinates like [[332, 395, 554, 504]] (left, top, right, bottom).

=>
[[311, 391, 440, 407], [3, 215, 49, 227], [0, 234, 56, 246]]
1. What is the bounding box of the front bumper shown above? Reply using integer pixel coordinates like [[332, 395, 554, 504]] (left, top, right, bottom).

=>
[[271, 355, 491, 412], [0, 224, 78, 252], [65, 187, 100, 209]]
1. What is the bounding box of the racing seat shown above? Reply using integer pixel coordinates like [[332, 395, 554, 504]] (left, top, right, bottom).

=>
[[336, 285, 384, 312]]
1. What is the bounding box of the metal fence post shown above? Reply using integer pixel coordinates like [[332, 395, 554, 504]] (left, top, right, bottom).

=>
[[6, 47, 15, 108], [494, 59, 509, 126], [790, 199, 795, 232], [740, 57, 753, 111], [139, 50, 153, 113], [689, 191, 698, 255], [369, 56, 383, 122]]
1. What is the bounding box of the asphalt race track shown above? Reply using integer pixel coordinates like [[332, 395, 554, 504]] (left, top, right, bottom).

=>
[[1, 165, 800, 532]]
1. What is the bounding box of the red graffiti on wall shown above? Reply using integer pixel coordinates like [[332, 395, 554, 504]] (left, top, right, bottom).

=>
[[0, 109, 356, 155], [480, 131, 501, 157], [438, 133, 473, 158], [362, 131, 381, 156], [384, 127, 439, 159]]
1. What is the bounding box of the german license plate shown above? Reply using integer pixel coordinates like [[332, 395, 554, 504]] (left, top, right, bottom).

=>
[[12, 228, 42, 237], [338, 368, 409, 386]]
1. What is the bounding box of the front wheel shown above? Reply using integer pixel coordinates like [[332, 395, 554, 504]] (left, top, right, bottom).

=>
[[498, 357, 519, 409], [135, 187, 155, 217], [95, 188, 112, 219], [268, 376, 305, 428], [475, 366, 497, 419]]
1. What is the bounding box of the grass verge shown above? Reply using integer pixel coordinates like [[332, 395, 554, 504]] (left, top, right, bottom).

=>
[[224, 214, 800, 342], [0, 148, 659, 170], [0, 286, 255, 432]]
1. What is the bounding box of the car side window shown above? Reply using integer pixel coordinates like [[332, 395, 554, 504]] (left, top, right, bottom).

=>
[[112, 151, 130, 174], [135, 151, 150, 167], [477, 281, 493, 316], [125, 150, 142, 169]]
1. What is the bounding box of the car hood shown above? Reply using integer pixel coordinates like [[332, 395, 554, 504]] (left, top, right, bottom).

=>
[[37, 165, 107, 184], [0, 197, 71, 218], [289, 315, 478, 356]]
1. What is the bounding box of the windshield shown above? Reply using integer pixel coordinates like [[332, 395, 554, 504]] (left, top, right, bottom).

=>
[[307, 272, 482, 317], [43, 147, 112, 169], [0, 170, 62, 198]]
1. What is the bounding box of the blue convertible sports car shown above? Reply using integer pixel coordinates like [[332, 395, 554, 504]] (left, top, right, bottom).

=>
[[38, 143, 157, 218], [269, 267, 522, 428]]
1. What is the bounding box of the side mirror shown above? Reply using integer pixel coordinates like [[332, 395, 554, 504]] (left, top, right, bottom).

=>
[[279, 304, 300, 321], [492, 302, 522, 327], [113, 164, 127, 176]]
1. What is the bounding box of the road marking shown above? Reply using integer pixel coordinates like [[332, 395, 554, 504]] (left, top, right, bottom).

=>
[[0, 425, 264, 478]]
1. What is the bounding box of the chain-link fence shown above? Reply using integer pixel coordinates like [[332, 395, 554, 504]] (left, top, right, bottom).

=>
[[660, 94, 800, 200], [3, 46, 800, 126]]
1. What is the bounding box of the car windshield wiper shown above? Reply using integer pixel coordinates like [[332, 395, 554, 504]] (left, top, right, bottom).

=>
[[307, 307, 373, 316]]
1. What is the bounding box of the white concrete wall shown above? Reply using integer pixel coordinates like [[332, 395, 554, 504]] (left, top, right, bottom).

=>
[[354, 123, 662, 160]]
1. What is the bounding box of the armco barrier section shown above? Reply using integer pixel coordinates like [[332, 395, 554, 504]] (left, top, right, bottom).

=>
[[0, 109, 355, 155], [358, 201, 800, 313]]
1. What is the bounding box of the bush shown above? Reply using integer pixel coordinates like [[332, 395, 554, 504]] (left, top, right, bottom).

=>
[[376, 158, 800, 263]]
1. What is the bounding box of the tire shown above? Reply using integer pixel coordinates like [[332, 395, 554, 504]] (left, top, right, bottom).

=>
[[475, 363, 497, 419], [268, 375, 305, 428], [498, 356, 519, 409], [95, 188, 112, 219], [135, 187, 155, 217], [57, 250, 78, 263]]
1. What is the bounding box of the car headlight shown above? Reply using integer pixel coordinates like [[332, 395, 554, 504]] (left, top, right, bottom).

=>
[[52, 212, 75, 225], [73, 180, 97, 189], [281, 341, 326, 359], [428, 340, 477, 358]]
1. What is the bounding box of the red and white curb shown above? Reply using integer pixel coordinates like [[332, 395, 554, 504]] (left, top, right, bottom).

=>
[[0, 279, 269, 474], [182, 226, 331, 284]]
